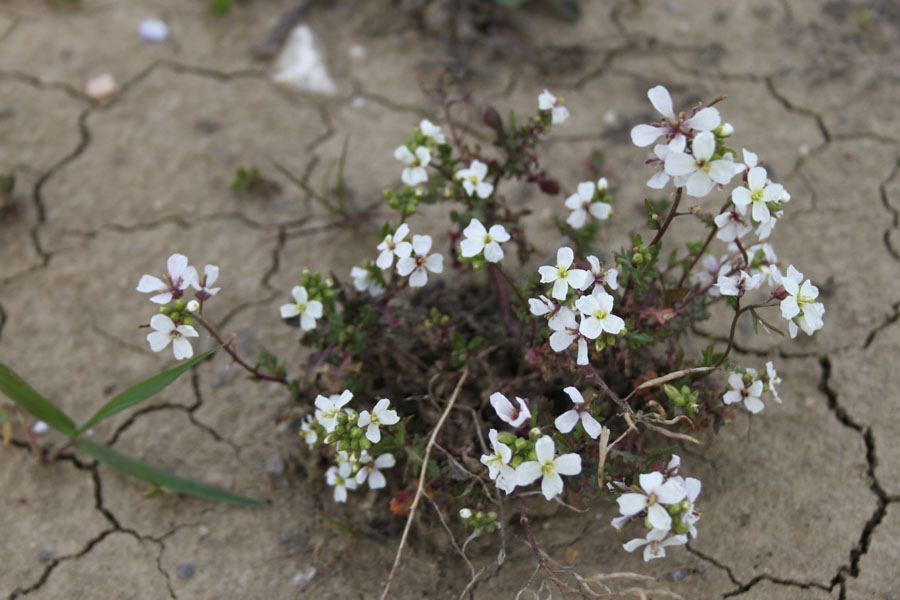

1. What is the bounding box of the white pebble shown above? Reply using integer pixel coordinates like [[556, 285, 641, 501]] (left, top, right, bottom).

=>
[[32, 421, 49, 435], [139, 18, 169, 42]]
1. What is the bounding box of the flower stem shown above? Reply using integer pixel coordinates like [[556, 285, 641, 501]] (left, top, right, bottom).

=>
[[193, 314, 289, 386]]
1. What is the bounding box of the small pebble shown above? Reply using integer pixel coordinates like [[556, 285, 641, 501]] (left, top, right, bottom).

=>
[[264, 454, 284, 475], [176, 562, 195, 580], [37, 550, 54, 563], [85, 73, 118, 100], [350, 96, 366, 109], [32, 421, 49, 435], [139, 18, 169, 42], [292, 566, 316, 589]]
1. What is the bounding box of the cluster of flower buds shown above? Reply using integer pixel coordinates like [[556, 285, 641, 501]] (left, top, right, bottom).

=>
[[611, 455, 701, 562], [458, 507, 500, 533], [136, 253, 220, 359]]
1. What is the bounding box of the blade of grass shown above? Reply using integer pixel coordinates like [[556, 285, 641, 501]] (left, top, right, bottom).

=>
[[272, 160, 336, 214], [336, 136, 349, 217], [0, 362, 76, 437], [77, 346, 219, 436], [77, 438, 264, 507]]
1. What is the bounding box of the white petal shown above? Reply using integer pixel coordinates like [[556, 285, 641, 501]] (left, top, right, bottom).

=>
[[685, 171, 714, 198], [280, 303, 300, 319], [563, 386, 584, 405], [396, 257, 416, 277], [684, 107, 720, 131], [489, 224, 510, 242], [375, 453, 396, 469], [691, 131, 716, 161], [647, 85, 674, 119], [534, 436, 555, 463], [639, 471, 664, 493], [460, 237, 483, 258], [393, 145, 414, 164], [366, 423, 382, 443], [408, 267, 428, 288], [424, 253, 443, 273], [291, 286, 308, 303], [747, 166, 767, 190], [541, 473, 564, 500], [708, 160, 737, 185], [617, 493, 648, 516], [576, 181, 595, 200], [515, 461, 542, 486], [554, 410, 580, 434], [136, 274, 167, 293], [663, 151, 697, 176], [146, 331, 171, 353], [623, 538, 649, 553], [412, 234, 432, 256], [367, 469, 387, 489], [549, 329, 576, 352], [655, 479, 687, 504], [744, 395, 765, 414], [631, 124, 662, 147], [483, 242, 504, 263], [647, 503, 672, 532], [556, 246, 574, 269], [490, 393, 514, 421], [566, 209, 587, 229], [167, 253, 189, 280], [149, 313, 176, 334], [463, 218, 486, 239], [581, 414, 604, 439], [172, 336, 194, 360], [554, 453, 581, 476]]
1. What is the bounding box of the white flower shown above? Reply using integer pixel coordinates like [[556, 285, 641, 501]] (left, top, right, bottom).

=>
[[714, 269, 761, 297], [765, 361, 782, 404], [326, 461, 358, 503], [680, 476, 702, 538], [695, 254, 728, 295], [554, 387, 603, 439], [146, 314, 199, 360], [396, 234, 443, 288], [528, 295, 556, 318], [645, 139, 687, 189], [358, 398, 400, 443], [630, 85, 721, 148], [575, 288, 625, 339], [623, 529, 688, 562], [280, 286, 324, 331], [538, 89, 569, 124], [564, 181, 612, 229], [538, 247, 587, 301], [548, 307, 589, 365], [756, 208, 782, 240], [191, 264, 221, 299], [355, 451, 396, 489], [489, 393, 531, 428], [714, 208, 752, 243], [350, 266, 385, 296], [664, 131, 738, 198], [723, 370, 765, 414], [419, 119, 446, 144], [481, 429, 517, 494], [314, 390, 353, 432], [459, 218, 510, 263], [456, 160, 493, 199], [778, 265, 825, 338], [731, 166, 785, 224], [136, 253, 197, 304], [300, 415, 318, 448], [616, 471, 686, 532], [376, 223, 412, 270], [394, 145, 431, 186], [742, 148, 759, 169], [579, 256, 617, 292], [515, 436, 581, 501]]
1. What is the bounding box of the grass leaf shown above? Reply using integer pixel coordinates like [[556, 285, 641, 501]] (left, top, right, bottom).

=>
[[0, 362, 77, 437], [77, 346, 219, 435], [77, 438, 264, 507]]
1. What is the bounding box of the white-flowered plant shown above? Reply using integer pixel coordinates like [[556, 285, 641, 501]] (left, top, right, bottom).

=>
[[358, 398, 400, 443], [355, 451, 396, 489], [554, 386, 603, 439], [515, 435, 581, 501], [376, 223, 412, 270], [722, 369, 765, 414], [396, 234, 443, 288], [394, 144, 431, 186], [326, 460, 358, 503], [460, 218, 510, 263], [489, 393, 531, 428], [538, 89, 569, 124], [280, 285, 323, 331], [778, 265, 825, 338], [456, 160, 494, 199], [136, 253, 197, 304], [481, 429, 517, 494], [146, 313, 199, 360], [538, 247, 587, 301], [564, 179, 612, 229]]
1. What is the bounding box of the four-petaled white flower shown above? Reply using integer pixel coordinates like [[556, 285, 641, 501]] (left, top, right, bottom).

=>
[[191, 264, 221, 300], [376, 223, 412, 270], [722, 370, 765, 414], [146, 314, 199, 360], [355, 451, 396, 489], [396, 234, 443, 288], [579, 255, 618, 292], [731, 166, 785, 224], [489, 392, 531, 428], [528, 294, 557, 318], [314, 390, 353, 432], [456, 160, 494, 199], [326, 461, 358, 503], [538, 89, 570, 124], [538, 247, 587, 301], [136, 253, 197, 304], [565, 181, 612, 229], [350, 266, 385, 297], [623, 529, 688, 562], [548, 307, 589, 365], [778, 265, 825, 338], [715, 269, 761, 297], [481, 429, 517, 494], [280, 285, 323, 331], [515, 435, 582, 501], [394, 145, 431, 186], [695, 253, 728, 295], [460, 218, 510, 263], [630, 85, 721, 148], [555, 387, 603, 439], [765, 361, 782, 404], [358, 398, 400, 443], [419, 119, 446, 144], [664, 131, 739, 198], [300, 415, 318, 448], [714, 208, 752, 243], [616, 471, 687, 532], [575, 288, 625, 339]]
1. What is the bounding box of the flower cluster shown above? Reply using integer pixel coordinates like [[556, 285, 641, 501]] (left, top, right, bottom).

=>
[[136, 253, 220, 359]]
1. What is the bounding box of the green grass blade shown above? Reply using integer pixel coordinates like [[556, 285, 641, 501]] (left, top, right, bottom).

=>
[[0, 362, 77, 437], [77, 346, 219, 435], [77, 438, 264, 507]]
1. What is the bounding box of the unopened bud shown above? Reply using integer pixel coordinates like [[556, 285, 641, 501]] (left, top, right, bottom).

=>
[[528, 427, 541, 441], [511, 455, 524, 468], [690, 205, 701, 215], [717, 122, 734, 137], [498, 432, 517, 445], [633, 253, 644, 265], [338, 440, 350, 452], [174, 299, 186, 310], [459, 508, 473, 520], [350, 426, 362, 438], [359, 438, 372, 451], [771, 285, 788, 301], [186, 299, 200, 312], [514, 437, 528, 450], [596, 177, 608, 193], [181, 316, 194, 326]]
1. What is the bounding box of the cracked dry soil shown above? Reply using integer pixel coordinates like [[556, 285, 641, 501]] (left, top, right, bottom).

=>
[[1, 1, 899, 598]]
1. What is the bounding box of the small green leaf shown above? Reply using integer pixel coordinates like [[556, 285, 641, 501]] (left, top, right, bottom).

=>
[[0, 362, 76, 437], [751, 311, 759, 334], [77, 346, 219, 435], [77, 438, 264, 507]]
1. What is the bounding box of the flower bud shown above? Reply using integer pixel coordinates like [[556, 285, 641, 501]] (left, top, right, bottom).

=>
[[324, 433, 337, 445], [346, 411, 358, 424], [350, 426, 362, 438], [514, 437, 528, 450], [186, 300, 200, 312], [359, 438, 372, 451], [596, 177, 608, 194], [338, 440, 350, 452], [181, 316, 194, 326], [672, 517, 690, 535], [459, 508, 473, 520], [174, 299, 186, 310], [498, 432, 517, 445], [527, 450, 537, 461], [336, 411, 348, 424], [160, 306, 173, 315], [528, 427, 541, 441], [668, 503, 682, 516], [717, 122, 734, 137], [487, 511, 497, 520], [475, 511, 484, 520], [511, 455, 524, 468], [633, 253, 644, 265]]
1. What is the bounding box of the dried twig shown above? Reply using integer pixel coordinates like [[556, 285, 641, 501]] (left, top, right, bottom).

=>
[[380, 368, 469, 600]]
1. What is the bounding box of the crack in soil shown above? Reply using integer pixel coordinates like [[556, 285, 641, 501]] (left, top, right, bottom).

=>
[[0, 69, 91, 104], [764, 76, 831, 144], [261, 224, 286, 292], [0, 301, 6, 344], [819, 356, 889, 600], [878, 155, 900, 261]]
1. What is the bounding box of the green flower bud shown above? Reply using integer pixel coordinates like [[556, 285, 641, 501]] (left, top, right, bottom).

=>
[[324, 433, 337, 445], [672, 518, 690, 535], [173, 299, 186, 310], [511, 455, 524, 468], [159, 306, 173, 315], [498, 432, 517, 445], [633, 252, 644, 265], [668, 503, 682, 516], [350, 426, 362, 438], [181, 316, 194, 326], [527, 450, 537, 461], [664, 384, 681, 403], [338, 440, 350, 451], [475, 511, 484, 520], [528, 427, 541, 441], [515, 437, 528, 450], [487, 511, 497, 521], [336, 411, 348, 424], [359, 438, 372, 451], [350, 438, 359, 450]]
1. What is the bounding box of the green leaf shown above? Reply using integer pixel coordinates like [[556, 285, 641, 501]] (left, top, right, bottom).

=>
[[0, 362, 77, 438], [77, 438, 264, 507], [77, 346, 219, 435]]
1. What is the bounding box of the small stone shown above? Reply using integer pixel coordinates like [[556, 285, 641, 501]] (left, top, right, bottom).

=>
[[176, 562, 194, 580], [32, 421, 49, 435], [85, 73, 118, 100], [139, 19, 169, 42], [203, 472, 234, 490], [350, 96, 366, 109], [37, 550, 54, 563], [264, 453, 284, 475], [668, 568, 688, 581], [272, 24, 337, 95], [292, 566, 316, 589]]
